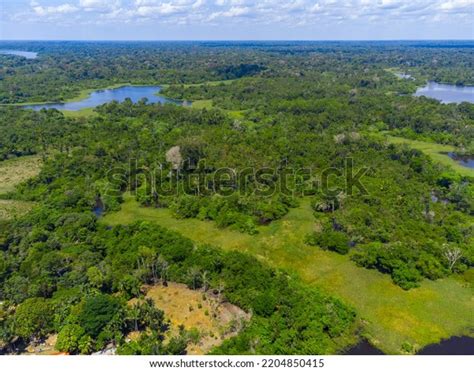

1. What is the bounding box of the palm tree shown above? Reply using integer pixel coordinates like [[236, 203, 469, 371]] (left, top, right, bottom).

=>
[[188, 266, 201, 290], [201, 270, 210, 292], [128, 303, 140, 331], [157, 255, 169, 285]]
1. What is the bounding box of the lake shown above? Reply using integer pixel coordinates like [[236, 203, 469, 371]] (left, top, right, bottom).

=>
[[343, 340, 384, 355], [447, 152, 474, 169], [418, 336, 474, 355], [0, 50, 38, 59], [23, 85, 181, 111], [414, 82, 474, 104]]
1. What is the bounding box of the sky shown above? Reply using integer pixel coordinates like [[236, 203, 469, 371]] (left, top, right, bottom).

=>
[[0, 0, 473, 40]]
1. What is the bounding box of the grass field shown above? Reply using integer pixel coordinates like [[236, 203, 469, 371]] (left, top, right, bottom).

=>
[[0, 199, 35, 220], [385, 136, 474, 177], [191, 99, 214, 109], [162, 79, 240, 89], [0, 156, 42, 194], [134, 283, 250, 355], [61, 107, 97, 118], [0, 156, 40, 219], [102, 194, 474, 354]]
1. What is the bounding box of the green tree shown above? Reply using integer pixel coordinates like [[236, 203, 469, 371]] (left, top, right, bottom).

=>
[[13, 297, 54, 342], [77, 295, 121, 338], [56, 324, 85, 354]]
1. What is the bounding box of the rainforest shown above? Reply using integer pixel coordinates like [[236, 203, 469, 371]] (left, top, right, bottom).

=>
[[0, 40, 472, 356]]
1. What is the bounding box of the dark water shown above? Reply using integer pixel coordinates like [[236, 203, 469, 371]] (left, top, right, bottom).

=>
[[0, 50, 38, 59], [447, 152, 474, 169], [93, 198, 104, 217], [344, 336, 474, 355], [418, 336, 474, 355], [344, 340, 385, 355], [93, 206, 104, 217], [23, 85, 180, 111], [414, 82, 474, 104]]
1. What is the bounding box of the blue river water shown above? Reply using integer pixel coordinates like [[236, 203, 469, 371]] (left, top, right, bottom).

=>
[[22, 85, 181, 111], [414, 82, 474, 104], [447, 152, 474, 169], [0, 50, 38, 59]]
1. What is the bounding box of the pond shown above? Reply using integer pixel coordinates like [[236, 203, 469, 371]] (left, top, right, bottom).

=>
[[447, 152, 474, 169], [343, 340, 384, 355], [414, 82, 474, 104], [344, 336, 474, 355], [22, 85, 182, 111], [0, 50, 38, 59], [418, 336, 474, 355]]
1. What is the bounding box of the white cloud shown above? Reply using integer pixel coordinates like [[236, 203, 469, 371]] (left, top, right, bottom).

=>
[[135, 2, 188, 17], [222, 6, 250, 16], [18, 0, 474, 28], [32, 2, 79, 16], [439, 0, 474, 11], [192, 0, 206, 9], [80, 0, 121, 11]]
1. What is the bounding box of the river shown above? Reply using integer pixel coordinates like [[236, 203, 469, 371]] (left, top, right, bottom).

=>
[[414, 82, 474, 104], [0, 50, 38, 59], [22, 85, 181, 111], [447, 152, 474, 169]]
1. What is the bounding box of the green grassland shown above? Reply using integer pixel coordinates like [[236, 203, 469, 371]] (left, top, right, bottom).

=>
[[0, 156, 40, 219], [0, 156, 42, 194], [191, 99, 214, 109], [189, 99, 246, 120], [386, 136, 474, 177], [61, 107, 97, 118], [102, 194, 474, 354], [0, 199, 35, 221], [162, 79, 240, 89]]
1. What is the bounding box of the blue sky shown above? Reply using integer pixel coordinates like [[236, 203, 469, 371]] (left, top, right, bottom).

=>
[[1, 0, 473, 40]]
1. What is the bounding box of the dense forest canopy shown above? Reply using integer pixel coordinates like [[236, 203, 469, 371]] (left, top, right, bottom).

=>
[[0, 40, 472, 355]]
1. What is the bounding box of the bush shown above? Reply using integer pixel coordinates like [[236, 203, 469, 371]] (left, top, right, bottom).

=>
[[391, 266, 422, 290], [13, 297, 54, 341], [56, 324, 85, 354], [77, 294, 121, 337], [306, 231, 350, 255], [170, 196, 202, 218]]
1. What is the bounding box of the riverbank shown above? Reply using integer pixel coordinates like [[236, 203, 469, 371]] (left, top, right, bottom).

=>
[[385, 136, 474, 177], [0, 83, 162, 107]]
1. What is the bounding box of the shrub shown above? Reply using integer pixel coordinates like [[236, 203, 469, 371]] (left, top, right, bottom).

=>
[[13, 297, 54, 341], [306, 231, 350, 255], [56, 324, 85, 354], [77, 294, 121, 337], [391, 266, 422, 290]]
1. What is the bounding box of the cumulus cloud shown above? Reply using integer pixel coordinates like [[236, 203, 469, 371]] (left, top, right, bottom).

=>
[[15, 0, 474, 27], [439, 0, 474, 12], [31, 1, 79, 16]]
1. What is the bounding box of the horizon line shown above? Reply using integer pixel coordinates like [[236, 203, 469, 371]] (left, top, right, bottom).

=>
[[1, 39, 474, 42]]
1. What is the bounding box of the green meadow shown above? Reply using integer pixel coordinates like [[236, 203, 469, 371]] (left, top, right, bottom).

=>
[[102, 194, 474, 354], [0, 156, 40, 219], [386, 136, 473, 177], [0, 156, 42, 194], [61, 107, 97, 118]]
